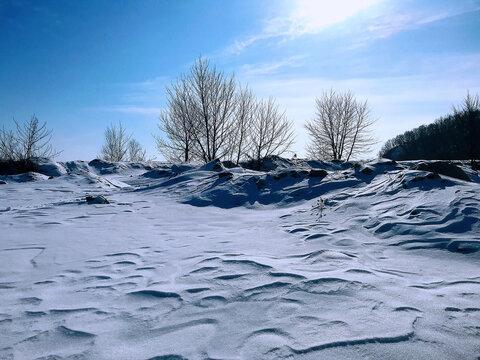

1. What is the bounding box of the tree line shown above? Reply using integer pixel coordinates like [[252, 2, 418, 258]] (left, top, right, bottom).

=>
[[379, 92, 480, 164], [153, 56, 376, 165], [90, 56, 377, 165], [4, 56, 476, 166], [0, 57, 378, 165], [13, 57, 480, 166]]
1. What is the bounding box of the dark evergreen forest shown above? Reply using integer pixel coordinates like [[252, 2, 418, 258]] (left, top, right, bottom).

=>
[[380, 93, 480, 164]]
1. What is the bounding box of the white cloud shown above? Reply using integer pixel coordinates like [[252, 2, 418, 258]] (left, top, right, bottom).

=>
[[227, 0, 480, 54], [288, 0, 382, 35], [227, 0, 382, 54], [364, 6, 480, 41]]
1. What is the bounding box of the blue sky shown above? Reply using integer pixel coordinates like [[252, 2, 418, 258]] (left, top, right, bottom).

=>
[[1, 0, 479, 160]]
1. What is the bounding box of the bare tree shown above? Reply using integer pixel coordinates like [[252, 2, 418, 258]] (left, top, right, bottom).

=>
[[100, 122, 132, 161], [452, 91, 480, 165], [229, 85, 256, 164], [0, 127, 18, 161], [14, 116, 61, 161], [155, 56, 237, 163], [155, 56, 298, 164], [127, 139, 147, 162], [249, 97, 295, 163], [154, 77, 196, 162], [452, 91, 480, 114], [189, 56, 237, 162], [0, 116, 61, 164], [305, 90, 376, 161]]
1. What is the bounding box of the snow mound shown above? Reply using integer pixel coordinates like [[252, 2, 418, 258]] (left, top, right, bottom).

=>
[[0, 158, 67, 177], [412, 161, 471, 182], [241, 155, 297, 171], [281, 162, 480, 254], [129, 158, 479, 210], [199, 159, 226, 172], [62, 160, 91, 174], [1, 171, 50, 182], [35, 158, 68, 177]]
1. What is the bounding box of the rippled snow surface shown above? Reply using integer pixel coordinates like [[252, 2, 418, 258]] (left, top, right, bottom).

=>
[[1, 158, 479, 359]]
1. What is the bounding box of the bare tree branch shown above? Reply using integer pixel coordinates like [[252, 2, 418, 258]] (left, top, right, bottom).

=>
[[249, 97, 295, 163], [229, 85, 256, 164], [128, 139, 147, 162]]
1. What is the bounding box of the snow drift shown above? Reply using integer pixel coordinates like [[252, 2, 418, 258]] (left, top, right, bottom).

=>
[[1, 157, 479, 359]]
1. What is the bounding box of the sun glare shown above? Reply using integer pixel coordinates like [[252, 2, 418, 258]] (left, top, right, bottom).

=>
[[292, 0, 381, 34]]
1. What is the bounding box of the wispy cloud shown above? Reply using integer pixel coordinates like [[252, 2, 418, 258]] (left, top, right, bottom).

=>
[[113, 76, 169, 106], [363, 4, 480, 41], [128, 76, 169, 90], [90, 77, 169, 115], [93, 106, 163, 115], [239, 55, 308, 76], [227, 0, 382, 54], [226, 0, 480, 54]]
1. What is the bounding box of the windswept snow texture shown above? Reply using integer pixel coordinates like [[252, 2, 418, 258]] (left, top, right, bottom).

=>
[[1, 157, 480, 359]]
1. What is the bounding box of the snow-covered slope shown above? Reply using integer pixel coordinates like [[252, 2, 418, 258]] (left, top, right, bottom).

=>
[[1, 158, 479, 359]]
